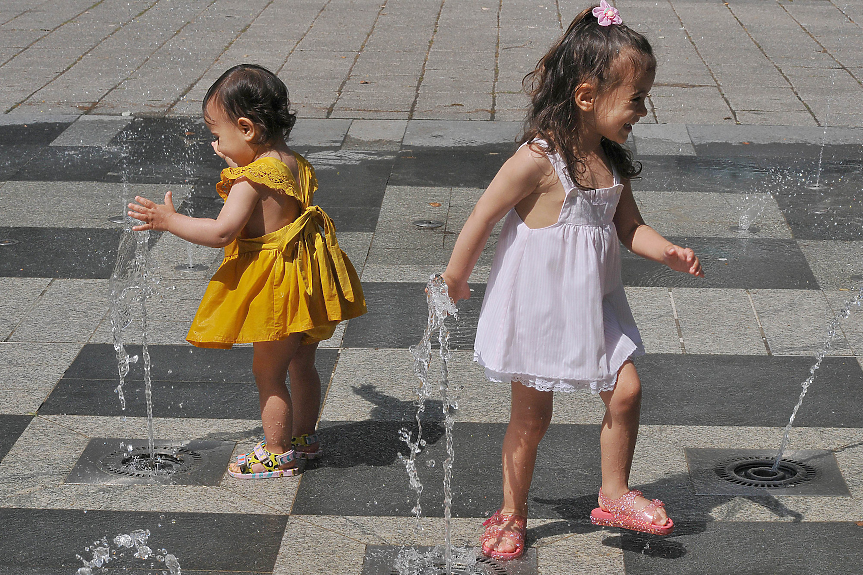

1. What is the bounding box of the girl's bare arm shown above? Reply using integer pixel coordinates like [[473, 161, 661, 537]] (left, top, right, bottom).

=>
[[614, 181, 704, 277], [443, 146, 547, 300], [128, 179, 259, 248]]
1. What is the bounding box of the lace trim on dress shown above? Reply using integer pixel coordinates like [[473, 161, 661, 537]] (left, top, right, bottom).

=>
[[480, 364, 618, 394], [217, 156, 316, 207]]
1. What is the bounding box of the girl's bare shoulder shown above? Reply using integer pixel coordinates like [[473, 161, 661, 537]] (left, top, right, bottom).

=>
[[502, 143, 554, 184]]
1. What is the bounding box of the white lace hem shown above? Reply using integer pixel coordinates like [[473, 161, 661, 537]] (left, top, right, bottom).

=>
[[477, 364, 618, 394]]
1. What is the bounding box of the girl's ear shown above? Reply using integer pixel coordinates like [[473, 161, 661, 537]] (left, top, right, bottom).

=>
[[574, 82, 596, 112], [237, 117, 257, 141]]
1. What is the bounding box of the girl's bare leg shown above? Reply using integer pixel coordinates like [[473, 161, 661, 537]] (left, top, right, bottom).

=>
[[288, 341, 321, 450], [597, 360, 667, 525], [228, 335, 302, 473], [489, 381, 554, 554]]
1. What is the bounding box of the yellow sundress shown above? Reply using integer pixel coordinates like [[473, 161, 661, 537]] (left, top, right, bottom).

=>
[[186, 154, 366, 348]]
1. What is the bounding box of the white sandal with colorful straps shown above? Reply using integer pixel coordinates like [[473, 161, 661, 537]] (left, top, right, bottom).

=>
[[291, 432, 322, 460], [228, 441, 298, 479]]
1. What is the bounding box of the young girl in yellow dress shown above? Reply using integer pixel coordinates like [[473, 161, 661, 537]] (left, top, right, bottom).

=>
[[128, 64, 366, 479]]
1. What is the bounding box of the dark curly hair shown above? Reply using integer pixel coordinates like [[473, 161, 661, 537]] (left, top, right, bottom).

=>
[[203, 64, 297, 144], [522, 7, 655, 184]]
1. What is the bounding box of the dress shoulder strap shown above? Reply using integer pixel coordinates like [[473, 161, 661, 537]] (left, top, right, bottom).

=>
[[216, 155, 318, 208]]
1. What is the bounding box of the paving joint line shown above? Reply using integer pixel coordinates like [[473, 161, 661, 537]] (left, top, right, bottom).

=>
[[326, 0, 389, 119], [274, 0, 334, 75], [409, 0, 446, 120], [746, 289, 773, 356], [666, 0, 737, 124], [722, 2, 819, 126], [668, 287, 686, 354], [554, 0, 563, 29], [490, 0, 503, 121], [168, 0, 272, 115], [777, 0, 863, 92]]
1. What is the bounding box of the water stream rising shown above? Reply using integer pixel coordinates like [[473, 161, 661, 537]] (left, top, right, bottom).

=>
[[772, 284, 863, 471], [109, 138, 158, 466], [401, 274, 459, 574]]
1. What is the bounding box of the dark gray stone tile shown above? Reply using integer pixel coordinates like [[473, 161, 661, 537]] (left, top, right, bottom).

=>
[[292, 421, 601, 519], [39, 344, 339, 419], [634, 354, 863, 428], [0, 227, 122, 279], [341, 282, 484, 349], [0, 508, 287, 574], [0, 145, 41, 179], [693, 142, 863, 161], [0, 122, 71, 146], [0, 415, 31, 463], [11, 146, 122, 181], [621, 237, 819, 289], [619, 521, 863, 575], [388, 145, 516, 188]]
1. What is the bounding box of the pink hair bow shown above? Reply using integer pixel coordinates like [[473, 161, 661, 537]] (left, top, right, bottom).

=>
[[593, 0, 622, 26]]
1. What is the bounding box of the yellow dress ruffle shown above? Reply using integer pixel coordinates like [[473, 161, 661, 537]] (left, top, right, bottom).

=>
[[187, 155, 366, 348]]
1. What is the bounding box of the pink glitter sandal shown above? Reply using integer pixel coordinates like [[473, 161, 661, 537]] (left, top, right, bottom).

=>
[[590, 489, 674, 535], [480, 510, 527, 560]]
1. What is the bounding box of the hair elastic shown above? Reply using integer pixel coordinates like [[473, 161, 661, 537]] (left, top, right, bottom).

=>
[[592, 0, 622, 26]]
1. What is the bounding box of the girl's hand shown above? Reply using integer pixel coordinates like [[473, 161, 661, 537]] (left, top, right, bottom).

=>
[[441, 272, 472, 302], [128, 191, 177, 232], [663, 244, 705, 278], [211, 141, 238, 168]]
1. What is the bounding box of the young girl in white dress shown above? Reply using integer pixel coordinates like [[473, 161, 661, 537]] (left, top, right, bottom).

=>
[[442, 3, 704, 560]]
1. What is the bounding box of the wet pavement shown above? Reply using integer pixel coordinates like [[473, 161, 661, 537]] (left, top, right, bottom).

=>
[[2, 1, 863, 574]]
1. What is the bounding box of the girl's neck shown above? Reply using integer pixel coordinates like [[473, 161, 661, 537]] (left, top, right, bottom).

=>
[[252, 139, 292, 163]]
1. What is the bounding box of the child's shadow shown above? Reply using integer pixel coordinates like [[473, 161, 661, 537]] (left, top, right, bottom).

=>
[[529, 474, 805, 560], [306, 383, 446, 469]]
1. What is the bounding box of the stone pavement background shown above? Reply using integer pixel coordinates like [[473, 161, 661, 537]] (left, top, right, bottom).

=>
[[1, 0, 862, 125], [2, 1, 863, 575]]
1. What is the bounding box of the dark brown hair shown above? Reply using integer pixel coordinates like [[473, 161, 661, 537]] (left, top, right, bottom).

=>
[[203, 64, 297, 144], [522, 7, 656, 184]]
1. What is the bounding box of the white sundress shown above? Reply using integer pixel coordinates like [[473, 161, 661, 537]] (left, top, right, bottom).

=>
[[474, 141, 644, 393]]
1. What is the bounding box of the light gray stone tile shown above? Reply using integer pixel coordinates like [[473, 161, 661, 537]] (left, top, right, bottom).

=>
[[0, 277, 51, 340], [403, 120, 521, 147], [0, 181, 192, 229], [49, 115, 132, 147], [632, 123, 695, 156], [322, 348, 515, 424], [750, 289, 852, 356], [632, 191, 793, 239], [9, 279, 109, 343], [334, 232, 373, 276], [625, 287, 682, 355], [342, 119, 408, 150], [824, 290, 863, 357], [0, 114, 79, 125], [0, 414, 298, 514], [672, 288, 768, 355], [0, 342, 82, 414], [288, 118, 352, 148], [797, 240, 863, 291]]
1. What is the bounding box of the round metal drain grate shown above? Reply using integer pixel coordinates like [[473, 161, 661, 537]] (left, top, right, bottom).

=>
[[387, 557, 508, 575], [715, 456, 817, 488], [102, 446, 201, 478]]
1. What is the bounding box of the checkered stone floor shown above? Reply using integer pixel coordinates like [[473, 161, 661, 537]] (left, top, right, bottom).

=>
[[2, 117, 863, 574]]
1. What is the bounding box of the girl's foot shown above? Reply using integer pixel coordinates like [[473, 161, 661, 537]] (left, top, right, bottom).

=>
[[228, 441, 299, 479], [590, 489, 674, 535], [480, 510, 527, 560], [291, 432, 322, 459]]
